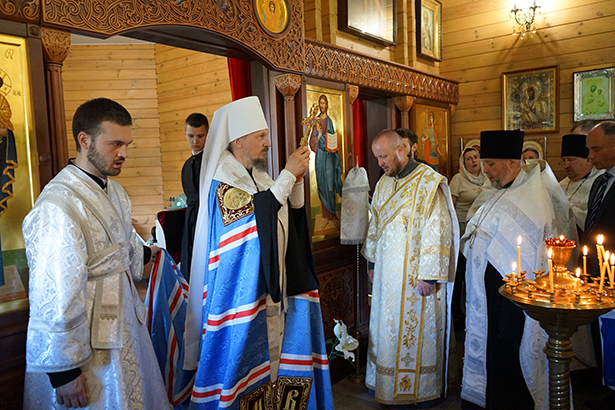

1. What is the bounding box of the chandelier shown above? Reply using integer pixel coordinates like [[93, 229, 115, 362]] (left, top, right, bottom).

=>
[[509, 1, 541, 38]]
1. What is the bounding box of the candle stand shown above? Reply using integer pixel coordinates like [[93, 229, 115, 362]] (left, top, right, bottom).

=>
[[500, 242, 615, 410]]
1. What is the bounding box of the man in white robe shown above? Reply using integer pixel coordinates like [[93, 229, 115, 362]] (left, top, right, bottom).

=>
[[362, 130, 458, 407], [558, 133, 604, 234], [461, 130, 558, 410], [22, 98, 170, 409]]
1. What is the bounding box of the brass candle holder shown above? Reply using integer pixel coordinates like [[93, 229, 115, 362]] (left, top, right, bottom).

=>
[[500, 239, 615, 410]]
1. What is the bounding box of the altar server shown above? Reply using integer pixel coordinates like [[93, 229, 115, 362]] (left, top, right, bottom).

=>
[[22, 98, 169, 409]]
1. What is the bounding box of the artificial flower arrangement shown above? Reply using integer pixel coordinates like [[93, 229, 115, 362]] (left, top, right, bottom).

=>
[[326, 319, 359, 366]]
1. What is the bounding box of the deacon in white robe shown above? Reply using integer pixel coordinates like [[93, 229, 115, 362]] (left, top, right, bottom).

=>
[[461, 130, 561, 410], [558, 133, 604, 233], [22, 98, 170, 409], [362, 130, 458, 406]]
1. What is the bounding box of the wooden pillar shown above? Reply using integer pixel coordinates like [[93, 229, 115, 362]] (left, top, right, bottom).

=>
[[274, 73, 302, 159], [41, 28, 71, 175], [394, 95, 415, 129]]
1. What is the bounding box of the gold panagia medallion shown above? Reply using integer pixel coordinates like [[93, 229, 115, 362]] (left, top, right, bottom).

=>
[[224, 187, 252, 210]]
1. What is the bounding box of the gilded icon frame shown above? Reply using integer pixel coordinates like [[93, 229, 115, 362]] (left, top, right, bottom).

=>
[[0, 33, 38, 311], [305, 85, 347, 242], [416, 0, 442, 61], [502, 66, 559, 134]]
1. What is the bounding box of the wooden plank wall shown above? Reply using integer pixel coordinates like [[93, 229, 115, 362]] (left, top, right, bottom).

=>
[[155, 44, 232, 204], [303, 0, 441, 73], [62, 44, 164, 239], [440, 0, 615, 178]]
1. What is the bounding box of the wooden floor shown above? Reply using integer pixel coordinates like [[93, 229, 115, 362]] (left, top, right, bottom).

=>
[[330, 326, 609, 410]]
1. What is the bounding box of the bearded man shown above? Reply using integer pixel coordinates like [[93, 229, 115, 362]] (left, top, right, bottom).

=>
[[362, 129, 457, 407], [184, 96, 334, 409], [22, 98, 169, 409]]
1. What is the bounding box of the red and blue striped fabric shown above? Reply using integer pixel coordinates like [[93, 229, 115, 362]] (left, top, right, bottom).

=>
[[189, 180, 334, 409], [279, 291, 335, 410], [146, 249, 195, 409]]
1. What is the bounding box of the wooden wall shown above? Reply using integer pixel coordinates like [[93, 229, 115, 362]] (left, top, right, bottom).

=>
[[440, 0, 615, 178], [303, 0, 440, 74], [62, 43, 233, 238], [155, 44, 232, 204], [63, 44, 164, 239]]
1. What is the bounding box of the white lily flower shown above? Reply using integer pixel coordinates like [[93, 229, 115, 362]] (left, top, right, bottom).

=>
[[333, 319, 347, 339], [335, 333, 359, 361], [332, 319, 359, 361]]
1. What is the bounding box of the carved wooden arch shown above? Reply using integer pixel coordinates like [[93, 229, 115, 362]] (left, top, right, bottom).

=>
[[305, 38, 459, 105], [37, 0, 305, 73]]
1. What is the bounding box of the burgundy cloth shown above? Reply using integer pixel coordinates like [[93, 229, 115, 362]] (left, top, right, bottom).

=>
[[157, 209, 185, 264], [227, 57, 252, 101], [352, 99, 366, 167]]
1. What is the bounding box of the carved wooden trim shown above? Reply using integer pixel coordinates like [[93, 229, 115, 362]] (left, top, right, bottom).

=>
[[0, 0, 39, 24], [305, 38, 459, 105], [41, 0, 305, 73], [274, 73, 302, 158], [318, 265, 355, 338], [41, 27, 70, 63], [394, 95, 414, 112], [274, 73, 302, 97], [348, 85, 359, 105]]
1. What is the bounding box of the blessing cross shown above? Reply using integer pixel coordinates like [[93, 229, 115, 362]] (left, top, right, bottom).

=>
[[299, 103, 320, 147]]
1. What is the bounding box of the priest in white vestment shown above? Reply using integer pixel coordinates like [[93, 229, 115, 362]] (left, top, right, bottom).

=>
[[22, 98, 170, 409], [461, 130, 564, 410], [558, 133, 604, 233], [362, 130, 458, 407]]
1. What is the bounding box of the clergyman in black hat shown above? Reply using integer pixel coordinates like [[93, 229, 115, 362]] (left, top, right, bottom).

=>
[[460, 130, 557, 410], [559, 133, 605, 233]]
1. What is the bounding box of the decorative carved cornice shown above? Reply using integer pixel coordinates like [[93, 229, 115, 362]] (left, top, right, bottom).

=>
[[41, 0, 305, 73], [41, 27, 71, 63], [394, 95, 415, 112], [274, 73, 302, 96], [305, 38, 459, 105], [348, 85, 359, 104], [0, 0, 39, 24]]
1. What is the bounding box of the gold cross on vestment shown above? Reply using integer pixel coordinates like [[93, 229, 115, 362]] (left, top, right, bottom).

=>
[[299, 103, 320, 147]]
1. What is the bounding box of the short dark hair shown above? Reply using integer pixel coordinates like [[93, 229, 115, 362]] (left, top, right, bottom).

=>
[[571, 120, 601, 134], [72, 98, 132, 152], [595, 121, 615, 139], [185, 113, 209, 130], [395, 128, 418, 145]]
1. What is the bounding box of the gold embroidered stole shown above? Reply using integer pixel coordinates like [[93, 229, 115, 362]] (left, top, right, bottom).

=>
[[373, 166, 443, 398]]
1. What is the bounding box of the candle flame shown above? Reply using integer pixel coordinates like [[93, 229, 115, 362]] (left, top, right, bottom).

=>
[[548, 248, 552, 258], [598, 234, 604, 245], [560, 235, 565, 241], [583, 245, 588, 256], [576, 268, 581, 278], [517, 236, 522, 245], [611, 253, 615, 265], [512, 262, 517, 272]]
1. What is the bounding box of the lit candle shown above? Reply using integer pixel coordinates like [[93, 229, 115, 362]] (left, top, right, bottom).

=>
[[598, 235, 605, 267], [583, 245, 588, 276], [576, 268, 581, 292], [548, 248, 554, 293], [599, 250, 608, 294], [512, 262, 517, 280], [517, 236, 522, 274], [610, 253, 615, 287]]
